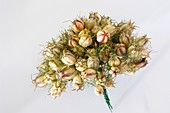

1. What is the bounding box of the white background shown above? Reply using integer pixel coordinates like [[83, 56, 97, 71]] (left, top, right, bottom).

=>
[[0, 0, 170, 113]]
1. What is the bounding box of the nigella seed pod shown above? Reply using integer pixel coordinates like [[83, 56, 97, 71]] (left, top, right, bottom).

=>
[[34, 75, 47, 88], [91, 25, 101, 34], [58, 67, 76, 81], [85, 18, 96, 29], [94, 85, 104, 96], [72, 75, 83, 90], [108, 56, 121, 67], [72, 84, 82, 91], [103, 25, 116, 37], [97, 30, 110, 43], [100, 16, 112, 28], [71, 45, 85, 57], [49, 81, 66, 98], [53, 44, 64, 54], [99, 46, 111, 61], [127, 45, 136, 57], [73, 75, 82, 85], [89, 12, 100, 23], [68, 36, 79, 47], [48, 61, 58, 71], [79, 34, 92, 47], [72, 19, 84, 33], [118, 62, 129, 73], [119, 61, 136, 74], [61, 50, 76, 66], [118, 21, 135, 34], [141, 48, 150, 58], [68, 29, 75, 36], [136, 35, 149, 46], [78, 29, 90, 37], [37, 62, 49, 73], [48, 60, 64, 72], [43, 49, 54, 60], [115, 44, 126, 56], [134, 58, 148, 69], [128, 46, 148, 59], [102, 78, 115, 88], [87, 56, 100, 69], [75, 58, 87, 72], [44, 73, 56, 84], [109, 67, 120, 78], [119, 32, 132, 46], [86, 48, 96, 56], [81, 68, 96, 80]]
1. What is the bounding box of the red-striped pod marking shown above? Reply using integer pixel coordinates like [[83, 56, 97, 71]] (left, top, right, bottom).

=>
[[97, 30, 110, 43]]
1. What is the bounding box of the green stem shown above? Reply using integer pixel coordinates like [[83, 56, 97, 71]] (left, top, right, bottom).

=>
[[102, 85, 113, 112]]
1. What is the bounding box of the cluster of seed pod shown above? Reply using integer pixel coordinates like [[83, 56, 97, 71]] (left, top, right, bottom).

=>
[[33, 12, 150, 98]]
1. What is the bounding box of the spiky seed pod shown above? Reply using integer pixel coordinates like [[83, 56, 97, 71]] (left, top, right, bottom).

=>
[[87, 56, 100, 69], [118, 21, 135, 34], [34, 75, 47, 88], [85, 18, 96, 29], [48, 61, 58, 71], [94, 85, 104, 96], [72, 19, 84, 33], [109, 67, 120, 78], [78, 28, 90, 37], [73, 75, 83, 85], [141, 48, 150, 58], [119, 32, 133, 46], [81, 68, 96, 80], [103, 25, 116, 37], [99, 46, 111, 61], [71, 45, 85, 56], [86, 48, 97, 56], [68, 36, 79, 47], [119, 62, 130, 73], [108, 56, 121, 67], [79, 34, 92, 47], [58, 66, 76, 81], [53, 44, 64, 54], [127, 45, 137, 57], [46, 41, 64, 54], [99, 76, 107, 83], [91, 25, 101, 34], [72, 75, 83, 90], [61, 50, 76, 66], [49, 81, 66, 98], [57, 32, 69, 45], [44, 73, 56, 84], [75, 58, 87, 72], [136, 35, 149, 46], [119, 62, 136, 74], [115, 44, 126, 56], [97, 30, 110, 43], [89, 12, 100, 25], [100, 16, 112, 28], [68, 29, 75, 36], [103, 78, 115, 88], [134, 58, 148, 69], [128, 46, 149, 60], [72, 83, 82, 91], [52, 59, 64, 71], [37, 62, 49, 73], [43, 48, 54, 60]]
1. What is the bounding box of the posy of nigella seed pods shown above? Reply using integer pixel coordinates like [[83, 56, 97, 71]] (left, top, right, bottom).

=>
[[32, 12, 151, 112]]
